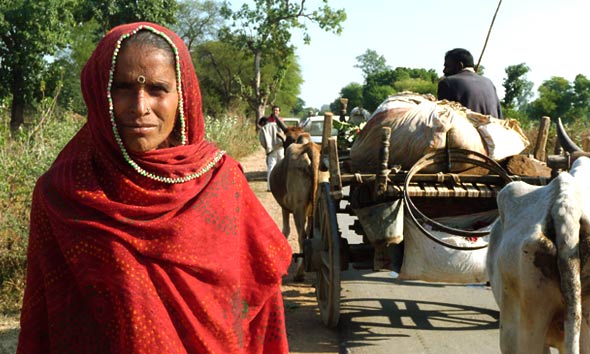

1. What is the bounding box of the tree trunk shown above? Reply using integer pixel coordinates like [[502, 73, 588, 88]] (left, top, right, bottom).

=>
[[10, 68, 25, 133], [253, 50, 267, 129]]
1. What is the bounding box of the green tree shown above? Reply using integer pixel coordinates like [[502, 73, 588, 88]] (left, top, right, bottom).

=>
[[193, 40, 302, 118], [362, 67, 438, 111], [271, 55, 303, 116], [0, 0, 77, 131], [502, 63, 533, 111], [354, 49, 389, 79], [340, 82, 364, 110], [572, 74, 590, 121], [529, 77, 574, 123], [173, 0, 225, 51], [329, 82, 363, 113], [290, 97, 306, 117], [47, 19, 102, 115], [362, 85, 396, 112], [193, 40, 251, 117], [83, 0, 178, 34], [219, 0, 346, 126]]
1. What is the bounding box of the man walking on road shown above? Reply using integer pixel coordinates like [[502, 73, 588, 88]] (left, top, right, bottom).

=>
[[258, 106, 285, 191]]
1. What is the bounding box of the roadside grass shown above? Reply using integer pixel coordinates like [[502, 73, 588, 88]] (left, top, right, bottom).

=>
[[0, 110, 258, 316], [0, 109, 85, 315], [204, 115, 260, 159]]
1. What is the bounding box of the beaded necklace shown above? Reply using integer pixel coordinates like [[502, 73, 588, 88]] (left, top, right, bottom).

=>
[[107, 25, 225, 184]]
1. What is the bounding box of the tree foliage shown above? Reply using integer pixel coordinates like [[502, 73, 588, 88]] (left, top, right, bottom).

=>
[[361, 67, 438, 111], [193, 40, 251, 117], [502, 63, 533, 111], [172, 0, 225, 51], [354, 49, 389, 78], [329, 82, 363, 113], [572, 74, 590, 121], [193, 40, 302, 119], [0, 0, 77, 131], [47, 19, 102, 115], [0, 0, 185, 131], [219, 0, 346, 125], [82, 0, 178, 34], [271, 55, 303, 116], [529, 77, 575, 123]]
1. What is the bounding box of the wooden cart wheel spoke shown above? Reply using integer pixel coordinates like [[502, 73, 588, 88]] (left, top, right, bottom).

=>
[[319, 264, 330, 281], [320, 254, 330, 268], [313, 182, 341, 328]]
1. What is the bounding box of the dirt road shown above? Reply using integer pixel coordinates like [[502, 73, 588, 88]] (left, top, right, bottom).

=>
[[240, 147, 339, 354]]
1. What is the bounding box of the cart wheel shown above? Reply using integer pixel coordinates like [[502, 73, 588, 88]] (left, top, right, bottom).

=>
[[313, 182, 341, 327]]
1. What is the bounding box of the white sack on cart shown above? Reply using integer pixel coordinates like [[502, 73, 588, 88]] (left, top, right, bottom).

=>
[[398, 211, 498, 284], [350, 93, 487, 173], [465, 110, 530, 161], [354, 200, 404, 246], [350, 93, 529, 173]]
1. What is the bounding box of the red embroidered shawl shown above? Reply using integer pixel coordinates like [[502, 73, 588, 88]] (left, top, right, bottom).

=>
[[17, 22, 291, 353]]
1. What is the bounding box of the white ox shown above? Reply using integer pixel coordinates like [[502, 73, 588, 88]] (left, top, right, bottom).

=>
[[269, 128, 321, 281], [487, 156, 590, 354]]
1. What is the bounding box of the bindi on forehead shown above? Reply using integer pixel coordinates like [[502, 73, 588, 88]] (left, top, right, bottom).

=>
[[114, 48, 176, 84]]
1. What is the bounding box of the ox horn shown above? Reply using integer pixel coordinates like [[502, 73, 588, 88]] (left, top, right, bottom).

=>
[[556, 117, 582, 153]]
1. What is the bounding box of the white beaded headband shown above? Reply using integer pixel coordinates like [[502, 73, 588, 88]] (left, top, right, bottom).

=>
[[106, 25, 224, 184]]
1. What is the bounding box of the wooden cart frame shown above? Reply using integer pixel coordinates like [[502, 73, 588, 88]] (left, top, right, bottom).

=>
[[303, 113, 579, 327]]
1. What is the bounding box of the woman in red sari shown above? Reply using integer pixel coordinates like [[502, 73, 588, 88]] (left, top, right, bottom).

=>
[[17, 22, 291, 353]]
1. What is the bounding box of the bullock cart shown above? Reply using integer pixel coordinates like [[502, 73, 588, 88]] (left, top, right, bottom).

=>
[[303, 112, 577, 328]]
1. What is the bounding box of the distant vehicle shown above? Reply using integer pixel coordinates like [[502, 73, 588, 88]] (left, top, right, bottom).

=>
[[282, 117, 300, 128], [300, 116, 339, 144]]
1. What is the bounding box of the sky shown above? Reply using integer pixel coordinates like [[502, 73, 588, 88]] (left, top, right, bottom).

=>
[[231, 0, 590, 110]]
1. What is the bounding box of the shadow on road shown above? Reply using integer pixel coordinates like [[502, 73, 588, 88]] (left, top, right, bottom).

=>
[[338, 297, 499, 352], [336, 269, 500, 352], [282, 270, 340, 353], [340, 297, 498, 331], [244, 170, 267, 182]]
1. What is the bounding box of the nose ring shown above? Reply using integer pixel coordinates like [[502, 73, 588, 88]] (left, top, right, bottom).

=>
[[146, 107, 151, 114]]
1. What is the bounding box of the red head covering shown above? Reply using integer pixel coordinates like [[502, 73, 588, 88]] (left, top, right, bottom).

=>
[[18, 22, 291, 353]]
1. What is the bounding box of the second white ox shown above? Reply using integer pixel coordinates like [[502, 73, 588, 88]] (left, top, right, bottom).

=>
[[269, 128, 321, 281], [487, 156, 590, 354]]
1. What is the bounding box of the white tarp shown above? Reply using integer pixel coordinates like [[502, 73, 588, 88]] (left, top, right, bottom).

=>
[[398, 210, 498, 284], [350, 93, 529, 173]]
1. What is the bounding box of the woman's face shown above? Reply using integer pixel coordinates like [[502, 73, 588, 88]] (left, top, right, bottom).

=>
[[111, 42, 179, 153]]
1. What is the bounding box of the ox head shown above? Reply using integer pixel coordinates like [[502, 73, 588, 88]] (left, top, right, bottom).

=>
[[272, 117, 314, 149], [272, 117, 311, 149], [282, 127, 312, 149]]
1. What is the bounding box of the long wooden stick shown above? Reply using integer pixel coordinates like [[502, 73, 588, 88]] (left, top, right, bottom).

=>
[[475, 0, 503, 73]]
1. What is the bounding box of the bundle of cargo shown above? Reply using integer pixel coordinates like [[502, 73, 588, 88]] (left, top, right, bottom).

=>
[[349, 92, 530, 173]]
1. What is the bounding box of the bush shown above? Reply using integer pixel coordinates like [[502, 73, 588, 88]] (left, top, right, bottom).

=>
[[0, 109, 84, 314], [204, 115, 259, 159]]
